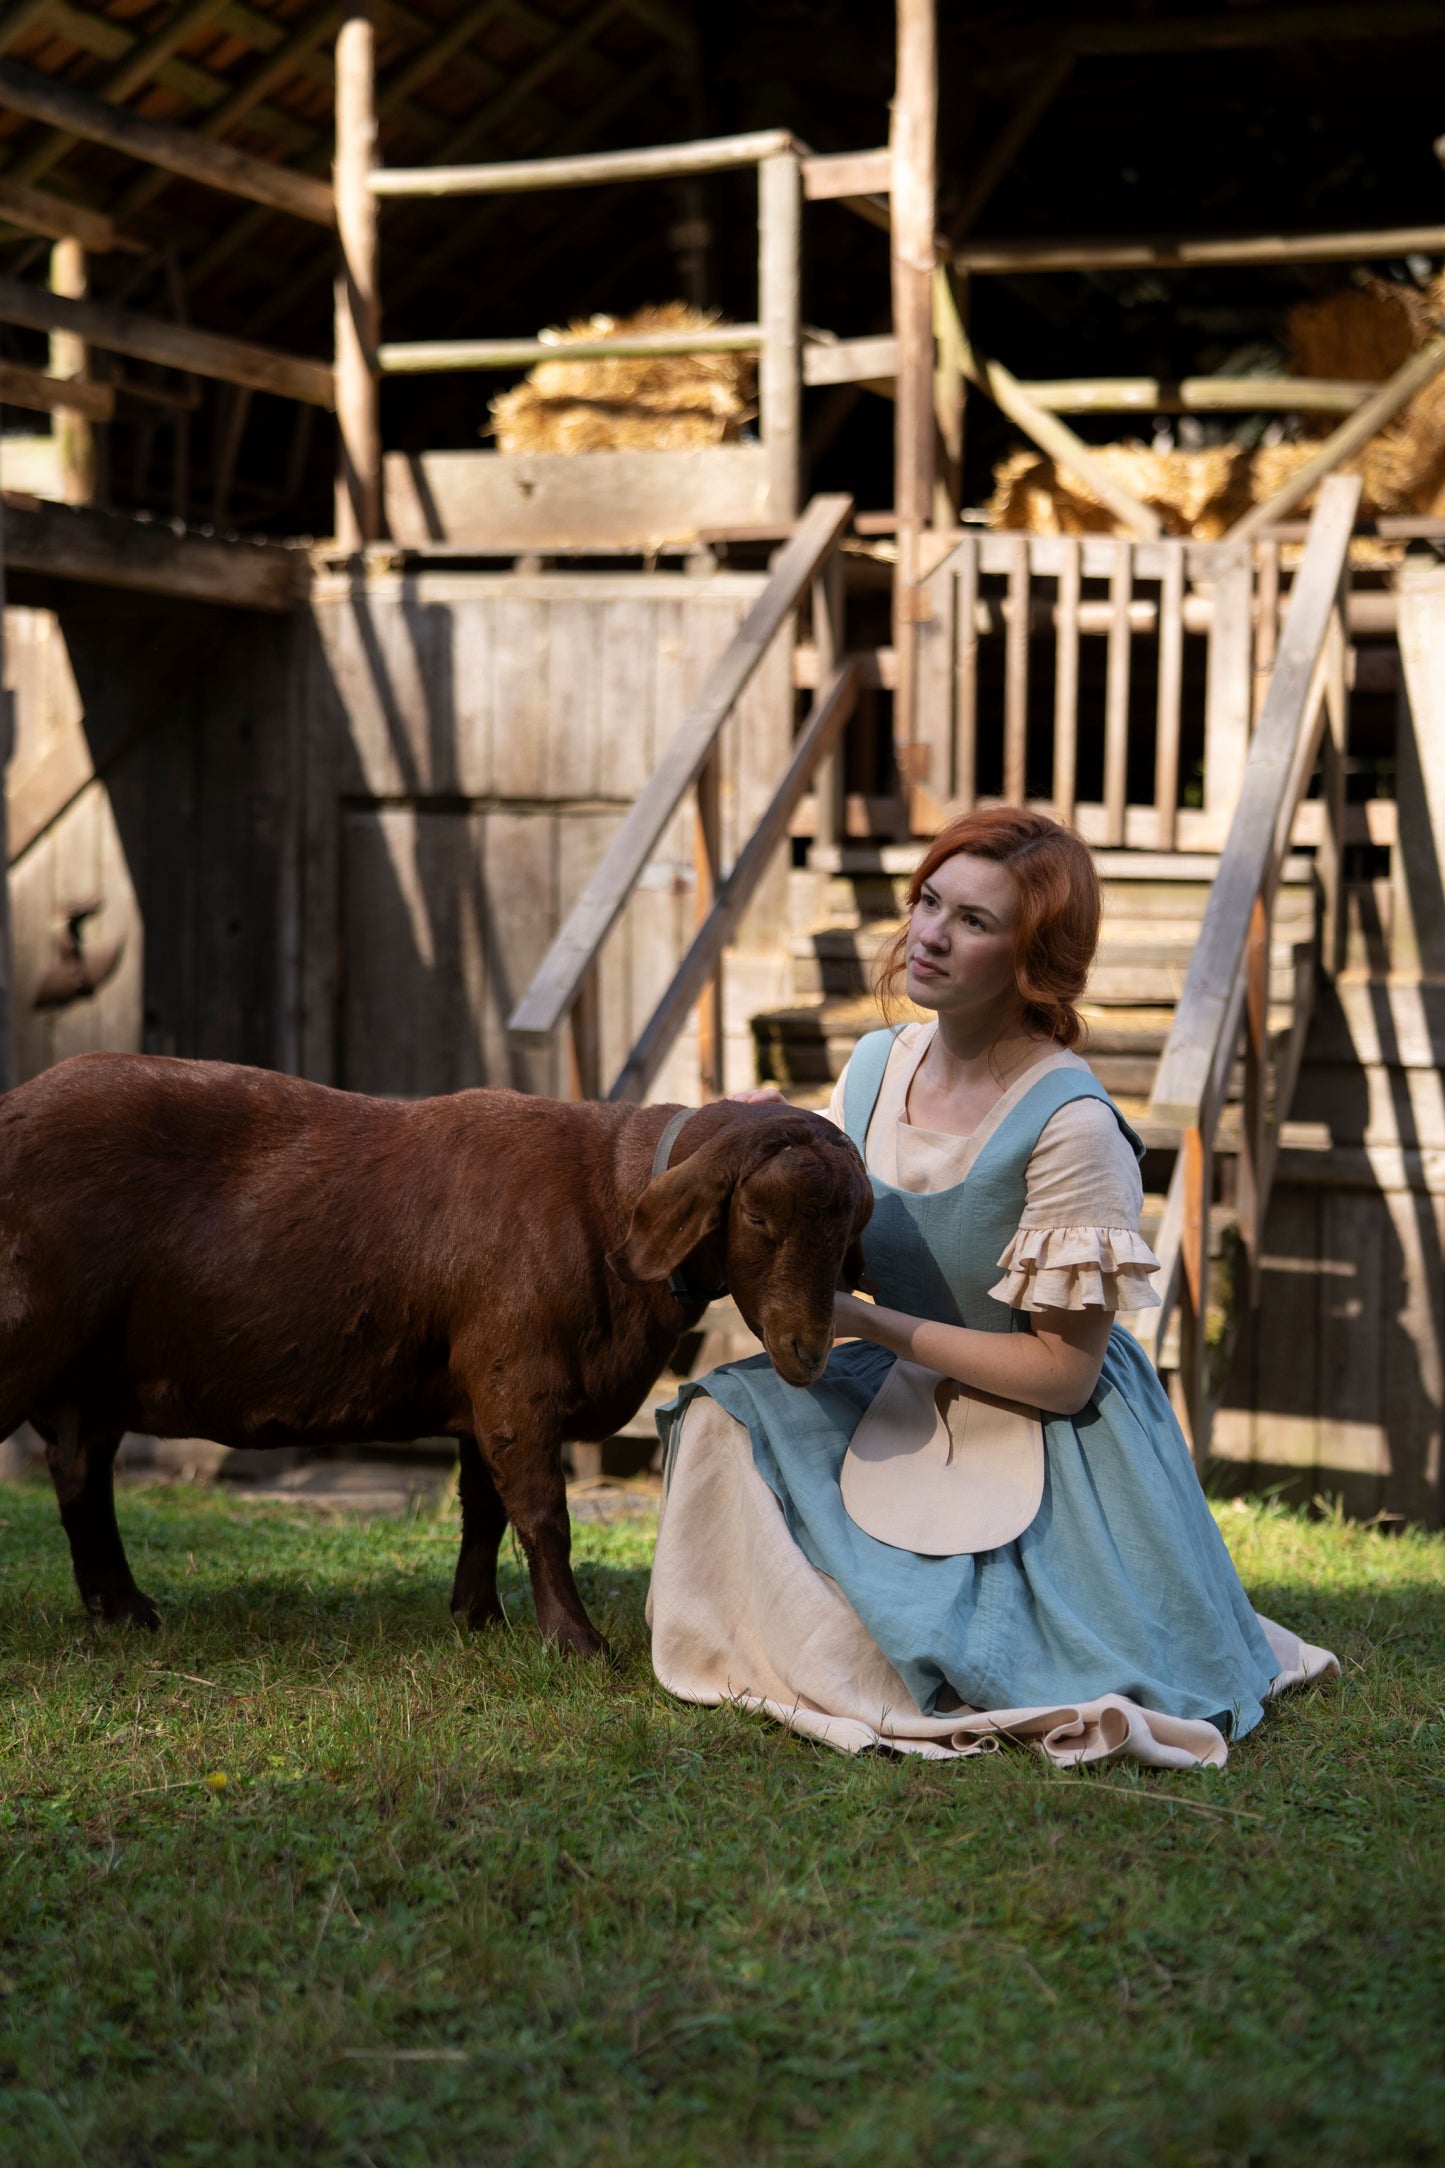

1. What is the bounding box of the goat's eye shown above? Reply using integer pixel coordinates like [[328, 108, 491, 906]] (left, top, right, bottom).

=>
[[741, 1208, 767, 1230]]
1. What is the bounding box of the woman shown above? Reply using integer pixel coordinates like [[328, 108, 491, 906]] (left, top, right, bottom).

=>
[[650, 809, 1336, 1769]]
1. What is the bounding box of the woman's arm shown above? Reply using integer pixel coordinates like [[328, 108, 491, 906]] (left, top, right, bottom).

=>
[[833, 1291, 1112, 1416]]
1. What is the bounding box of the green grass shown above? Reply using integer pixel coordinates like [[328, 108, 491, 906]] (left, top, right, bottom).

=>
[[1, 1479, 1442, 2168]]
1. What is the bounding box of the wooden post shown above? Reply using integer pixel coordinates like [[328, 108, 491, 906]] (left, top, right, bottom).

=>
[[1237, 893, 1269, 1303], [566, 968, 601, 1101], [0, 484, 13, 1093], [890, 0, 937, 776], [694, 751, 723, 1100], [334, 5, 381, 550], [1178, 1121, 1212, 1463], [49, 238, 96, 505], [758, 148, 801, 524], [1393, 555, 1445, 976], [932, 264, 964, 526], [811, 551, 845, 853], [1318, 597, 1348, 980]]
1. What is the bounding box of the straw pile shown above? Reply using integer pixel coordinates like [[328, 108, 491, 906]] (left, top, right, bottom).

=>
[[986, 273, 1445, 536], [488, 303, 756, 454]]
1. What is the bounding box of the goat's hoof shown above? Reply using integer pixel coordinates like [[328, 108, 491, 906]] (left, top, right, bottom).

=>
[[86, 1587, 161, 1630], [551, 1619, 611, 1661]]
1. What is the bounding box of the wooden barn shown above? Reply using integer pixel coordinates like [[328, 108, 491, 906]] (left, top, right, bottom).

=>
[[2, 0, 1443, 1522]]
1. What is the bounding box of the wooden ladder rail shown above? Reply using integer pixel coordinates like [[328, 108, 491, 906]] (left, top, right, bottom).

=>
[[1140, 472, 1359, 1462], [506, 493, 854, 1099]]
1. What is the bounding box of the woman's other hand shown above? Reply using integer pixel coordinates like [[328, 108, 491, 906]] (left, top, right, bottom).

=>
[[725, 1085, 785, 1105], [833, 1290, 878, 1342]]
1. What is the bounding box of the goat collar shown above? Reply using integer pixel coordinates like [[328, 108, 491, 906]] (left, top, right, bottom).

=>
[[651, 1107, 730, 1307]]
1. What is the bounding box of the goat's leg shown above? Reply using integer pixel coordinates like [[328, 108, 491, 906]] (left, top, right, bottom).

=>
[[473, 1421, 606, 1658], [450, 1435, 509, 1630], [42, 1408, 159, 1628]]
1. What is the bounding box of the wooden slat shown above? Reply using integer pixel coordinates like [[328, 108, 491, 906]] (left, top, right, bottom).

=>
[[1103, 539, 1131, 845], [0, 59, 334, 225], [370, 128, 798, 195], [801, 149, 890, 199], [1021, 374, 1372, 414], [610, 660, 859, 1102], [381, 324, 764, 372], [1, 492, 310, 611], [1150, 473, 1360, 1131], [802, 334, 898, 388], [0, 360, 113, 421], [953, 533, 979, 812], [334, 6, 381, 548], [759, 149, 802, 524], [1154, 543, 1184, 849], [1052, 534, 1079, 824], [1003, 532, 1029, 804], [694, 749, 723, 1100], [1203, 546, 1253, 818], [507, 494, 852, 1048], [1253, 538, 1280, 727], [0, 175, 123, 253], [0, 273, 334, 406], [952, 220, 1445, 275]]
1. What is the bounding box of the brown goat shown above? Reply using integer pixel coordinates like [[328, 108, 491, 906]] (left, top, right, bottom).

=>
[[0, 1053, 871, 1654]]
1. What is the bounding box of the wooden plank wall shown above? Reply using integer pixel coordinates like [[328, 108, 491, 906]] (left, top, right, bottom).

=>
[[3, 590, 298, 1081], [1213, 977, 1445, 1526], [297, 568, 795, 1102]]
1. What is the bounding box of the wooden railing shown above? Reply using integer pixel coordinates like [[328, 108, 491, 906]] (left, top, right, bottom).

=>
[[1140, 473, 1360, 1457], [506, 494, 855, 1101]]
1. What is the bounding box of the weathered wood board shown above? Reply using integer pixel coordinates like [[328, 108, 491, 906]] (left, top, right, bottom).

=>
[[302, 566, 794, 1100], [383, 448, 776, 550]]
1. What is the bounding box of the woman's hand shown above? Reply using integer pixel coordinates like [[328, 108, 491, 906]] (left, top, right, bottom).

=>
[[833, 1290, 881, 1343], [725, 1085, 785, 1105]]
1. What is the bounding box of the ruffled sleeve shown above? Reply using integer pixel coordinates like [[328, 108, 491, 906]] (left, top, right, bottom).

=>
[[990, 1224, 1161, 1312], [989, 1096, 1160, 1313]]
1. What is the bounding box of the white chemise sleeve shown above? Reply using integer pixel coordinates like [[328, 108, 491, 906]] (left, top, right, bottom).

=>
[[989, 1097, 1161, 1314]]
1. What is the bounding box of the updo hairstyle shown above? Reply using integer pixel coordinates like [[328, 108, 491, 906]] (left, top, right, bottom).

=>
[[873, 807, 1101, 1049]]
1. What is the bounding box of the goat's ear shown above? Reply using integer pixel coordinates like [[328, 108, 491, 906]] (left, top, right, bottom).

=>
[[607, 1136, 740, 1285]]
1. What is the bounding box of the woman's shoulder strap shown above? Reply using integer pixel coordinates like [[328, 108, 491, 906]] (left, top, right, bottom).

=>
[[1012, 1061, 1147, 1164], [840, 1028, 905, 1150]]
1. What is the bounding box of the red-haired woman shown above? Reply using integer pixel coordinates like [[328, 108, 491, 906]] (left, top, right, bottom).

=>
[[650, 809, 1336, 1769]]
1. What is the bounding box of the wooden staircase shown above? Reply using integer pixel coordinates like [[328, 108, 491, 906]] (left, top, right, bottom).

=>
[[752, 846, 1316, 1139]]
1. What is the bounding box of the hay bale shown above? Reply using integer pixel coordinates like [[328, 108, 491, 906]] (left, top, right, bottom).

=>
[[488, 303, 756, 455], [987, 273, 1445, 535]]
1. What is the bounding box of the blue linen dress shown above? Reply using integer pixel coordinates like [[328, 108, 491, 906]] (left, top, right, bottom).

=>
[[657, 1027, 1284, 1739]]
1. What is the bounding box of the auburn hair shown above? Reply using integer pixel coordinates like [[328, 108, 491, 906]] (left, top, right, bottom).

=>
[[873, 808, 1101, 1049]]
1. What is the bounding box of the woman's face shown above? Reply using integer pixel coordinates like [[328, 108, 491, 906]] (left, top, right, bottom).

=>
[[904, 852, 1022, 1021]]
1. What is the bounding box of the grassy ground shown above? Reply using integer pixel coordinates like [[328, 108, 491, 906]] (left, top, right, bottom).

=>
[[1, 1478, 1442, 2168]]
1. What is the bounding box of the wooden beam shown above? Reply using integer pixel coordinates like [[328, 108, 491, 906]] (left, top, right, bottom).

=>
[[334, 5, 381, 549], [1227, 334, 1445, 544], [801, 149, 890, 200], [0, 59, 335, 226], [759, 149, 801, 521], [1061, 2, 1445, 56], [802, 334, 899, 388], [891, 0, 938, 767], [948, 54, 1073, 240], [1022, 375, 1373, 413], [952, 222, 1445, 275], [370, 128, 799, 196], [0, 176, 124, 254], [379, 324, 764, 371], [49, 239, 96, 508], [0, 361, 114, 422], [956, 323, 1162, 539], [13, 0, 236, 192], [0, 274, 334, 406], [1, 492, 311, 611]]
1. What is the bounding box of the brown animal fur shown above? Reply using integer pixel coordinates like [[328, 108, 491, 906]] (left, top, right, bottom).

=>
[[0, 1054, 871, 1655]]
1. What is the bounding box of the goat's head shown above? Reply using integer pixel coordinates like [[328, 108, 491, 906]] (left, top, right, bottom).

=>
[[608, 1105, 872, 1387]]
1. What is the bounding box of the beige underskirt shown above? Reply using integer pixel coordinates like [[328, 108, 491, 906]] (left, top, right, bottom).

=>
[[648, 1395, 1340, 1770]]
